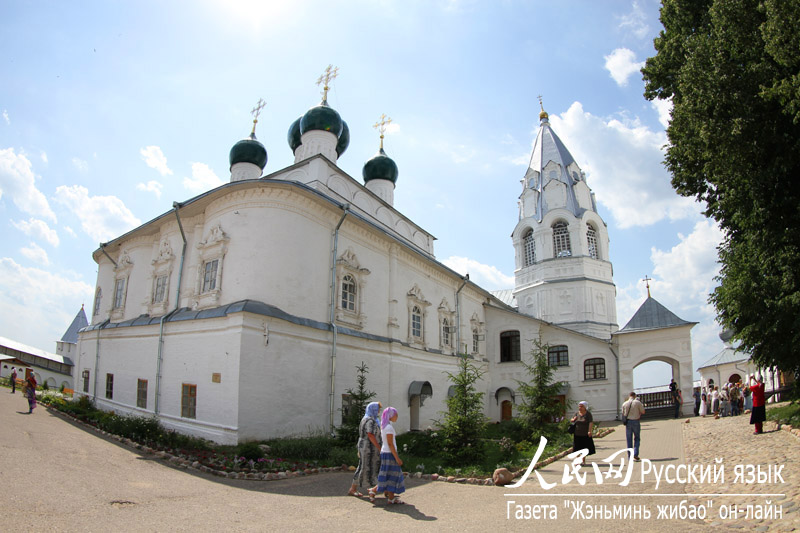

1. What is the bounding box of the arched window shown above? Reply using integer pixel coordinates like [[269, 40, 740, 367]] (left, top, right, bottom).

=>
[[553, 222, 572, 257], [548, 345, 569, 366], [341, 274, 356, 311], [442, 318, 451, 347], [500, 331, 521, 362], [412, 305, 423, 339], [584, 358, 606, 380], [523, 229, 536, 266], [586, 223, 598, 259]]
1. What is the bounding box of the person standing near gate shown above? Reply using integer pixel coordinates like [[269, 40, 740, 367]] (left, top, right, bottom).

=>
[[622, 392, 645, 461], [10, 368, 17, 393]]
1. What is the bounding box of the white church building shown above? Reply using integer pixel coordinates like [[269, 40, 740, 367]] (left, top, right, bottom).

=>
[[74, 83, 696, 444]]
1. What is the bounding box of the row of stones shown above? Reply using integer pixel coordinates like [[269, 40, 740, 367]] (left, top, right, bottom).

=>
[[45, 404, 613, 486]]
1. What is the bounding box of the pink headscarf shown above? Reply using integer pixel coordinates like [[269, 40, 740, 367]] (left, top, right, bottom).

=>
[[381, 406, 398, 429]]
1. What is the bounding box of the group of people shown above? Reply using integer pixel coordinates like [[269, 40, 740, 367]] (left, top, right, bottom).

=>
[[696, 376, 767, 433], [347, 402, 406, 504], [6, 367, 38, 414]]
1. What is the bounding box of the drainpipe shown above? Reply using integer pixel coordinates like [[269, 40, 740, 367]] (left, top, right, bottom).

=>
[[609, 343, 621, 420], [155, 202, 187, 415], [93, 243, 116, 401], [455, 274, 468, 355], [329, 205, 349, 435]]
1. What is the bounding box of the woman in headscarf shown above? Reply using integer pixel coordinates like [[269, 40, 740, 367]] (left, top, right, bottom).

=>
[[570, 400, 595, 465], [375, 406, 405, 504], [347, 401, 382, 498], [25, 374, 37, 414]]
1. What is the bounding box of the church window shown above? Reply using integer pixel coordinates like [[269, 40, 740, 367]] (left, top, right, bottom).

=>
[[82, 369, 90, 393], [412, 306, 423, 339], [500, 331, 521, 362], [341, 275, 357, 312], [548, 345, 569, 366], [113, 279, 126, 309], [137, 379, 148, 408], [584, 358, 606, 380], [523, 229, 536, 266], [105, 373, 114, 400], [181, 383, 197, 419], [587, 224, 599, 259], [93, 288, 102, 317], [553, 222, 572, 257], [153, 275, 168, 304], [473, 329, 480, 354], [441, 318, 451, 348], [202, 260, 219, 292]]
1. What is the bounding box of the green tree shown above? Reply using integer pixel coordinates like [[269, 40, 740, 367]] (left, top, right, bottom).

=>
[[439, 355, 486, 465], [338, 362, 376, 444], [642, 0, 800, 377], [516, 336, 568, 437]]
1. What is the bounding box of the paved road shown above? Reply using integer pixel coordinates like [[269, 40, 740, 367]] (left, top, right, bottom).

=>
[[3, 389, 792, 531]]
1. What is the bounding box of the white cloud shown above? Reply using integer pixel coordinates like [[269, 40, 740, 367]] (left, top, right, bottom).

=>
[[11, 218, 60, 246], [136, 180, 163, 198], [433, 142, 477, 164], [549, 102, 698, 228], [140, 145, 173, 176], [651, 97, 673, 129], [2, 110, 9, 125], [442, 256, 514, 291], [53, 184, 141, 243], [183, 162, 223, 193], [40, 151, 48, 164], [72, 157, 88, 172], [20, 242, 49, 265], [0, 257, 94, 352], [617, 0, 650, 39], [64, 226, 77, 238], [604, 48, 645, 87], [0, 148, 57, 222]]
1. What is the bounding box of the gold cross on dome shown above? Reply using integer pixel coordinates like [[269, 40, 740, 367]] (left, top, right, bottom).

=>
[[642, 275, 652, 298], [373, 114, 392, 149], [250, 98, 266, 134], [538, 95, 544, 110], [316, 64, 339, 101]]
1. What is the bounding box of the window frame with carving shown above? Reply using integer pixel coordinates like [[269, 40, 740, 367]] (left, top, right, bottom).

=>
[[437, 298, 456, 355], [193, 224, 228, 310], [406, 285, 430, 348], [586, 223, 599, 260], [148, 238, 175, 316], [335, 249, 370, 330]]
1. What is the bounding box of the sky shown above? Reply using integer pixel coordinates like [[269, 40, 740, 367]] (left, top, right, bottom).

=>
[[0, 0, 726, 389]]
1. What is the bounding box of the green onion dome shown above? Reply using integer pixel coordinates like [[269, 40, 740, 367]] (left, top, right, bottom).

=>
[[288, 117, 302, 152], [229, 133, 267, 170], [299, 101, 343, 137], [336, 121, 350, 157], [362, 148, 398, 184]]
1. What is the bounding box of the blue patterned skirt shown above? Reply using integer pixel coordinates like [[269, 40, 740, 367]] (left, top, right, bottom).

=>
[[376, 453, 405, 495]]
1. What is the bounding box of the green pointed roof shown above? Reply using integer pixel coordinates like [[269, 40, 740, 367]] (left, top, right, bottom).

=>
[[617, 297, 697, 333]]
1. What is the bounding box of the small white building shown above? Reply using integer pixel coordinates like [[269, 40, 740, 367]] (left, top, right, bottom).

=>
[[73, 92, 696, 444]]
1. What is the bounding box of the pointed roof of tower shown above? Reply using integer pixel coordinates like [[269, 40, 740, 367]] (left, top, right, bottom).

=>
[[617, 297, 697, 333], [60, 306, 88, 343], [524, 108, 593, 222]]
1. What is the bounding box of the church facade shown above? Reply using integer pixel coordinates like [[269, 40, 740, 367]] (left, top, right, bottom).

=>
[[73, 87, 696, 444]]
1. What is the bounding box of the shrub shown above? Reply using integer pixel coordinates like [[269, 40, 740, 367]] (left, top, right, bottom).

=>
[[265, 436, 338, 461], [327, 446, 358, 467], [237, 442, 265, 462]]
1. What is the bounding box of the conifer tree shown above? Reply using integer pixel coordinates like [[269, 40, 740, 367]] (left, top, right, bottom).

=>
[[516, 336, 568, 438], [439, 354, 486, 465], [338, 362, 376, 443]]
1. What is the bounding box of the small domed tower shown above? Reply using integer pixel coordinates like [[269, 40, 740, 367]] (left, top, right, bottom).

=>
[[511, 99, 617, 339], [363, 114, 398, 205], [229, 98, 268, 182], [289, 65, 349, 164]]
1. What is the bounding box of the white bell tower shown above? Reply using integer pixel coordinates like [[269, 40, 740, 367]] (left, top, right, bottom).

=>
[[511, 101, 618, 339]]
